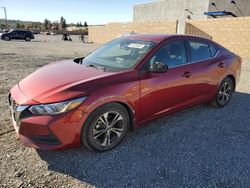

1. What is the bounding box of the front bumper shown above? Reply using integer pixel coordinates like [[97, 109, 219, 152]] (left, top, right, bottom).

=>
[[8, 94, 88, 150]]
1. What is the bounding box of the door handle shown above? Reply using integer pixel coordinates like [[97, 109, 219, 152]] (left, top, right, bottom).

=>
[[218, 62, 225, 68], [182, 72, 193, 78]]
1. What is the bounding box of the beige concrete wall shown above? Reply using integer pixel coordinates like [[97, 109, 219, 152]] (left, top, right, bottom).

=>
[[185, 23, 212, 40], [133, 0, 210, 22], [186, 17, 250, 58], [88, 21, 177, 43], [89, 17, 250, 58], [134, 0, 250, 22]]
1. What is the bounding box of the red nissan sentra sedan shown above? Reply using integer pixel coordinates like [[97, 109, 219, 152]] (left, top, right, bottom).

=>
[[8, 34, 242, 151]]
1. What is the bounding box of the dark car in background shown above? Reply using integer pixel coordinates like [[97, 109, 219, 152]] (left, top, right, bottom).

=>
[[1, 30, 35, 41]]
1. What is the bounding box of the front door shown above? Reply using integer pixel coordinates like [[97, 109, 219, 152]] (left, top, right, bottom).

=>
[[140, 40, 195, 121]]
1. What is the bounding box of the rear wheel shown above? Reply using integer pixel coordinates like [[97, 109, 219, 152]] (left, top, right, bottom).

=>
[[25, 37, 31, 41], [4, 36, 10, 41], [82, 103, 129, 152], [210, 77, 234, 108]]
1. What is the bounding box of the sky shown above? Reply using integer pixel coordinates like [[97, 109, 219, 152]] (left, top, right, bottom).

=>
[[0, 0, 156, 25]]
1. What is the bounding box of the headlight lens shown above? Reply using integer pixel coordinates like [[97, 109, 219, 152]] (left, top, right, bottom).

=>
[[29, 97, 87, 115]]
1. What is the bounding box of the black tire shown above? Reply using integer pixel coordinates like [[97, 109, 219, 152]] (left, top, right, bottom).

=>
[[4, 36, 10, 41], [82, 103, 129, 152], [210, 77, 234, 108], [25, 37, 31, 41]]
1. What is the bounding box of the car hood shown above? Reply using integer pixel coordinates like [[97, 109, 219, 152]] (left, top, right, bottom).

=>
[[18, 59, 116, 104]]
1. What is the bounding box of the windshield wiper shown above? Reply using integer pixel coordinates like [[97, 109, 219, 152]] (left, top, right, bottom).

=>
[[86, 64, 105, 71]]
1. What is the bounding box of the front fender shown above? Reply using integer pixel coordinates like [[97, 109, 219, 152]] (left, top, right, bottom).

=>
[[78, 96, 139, 125]]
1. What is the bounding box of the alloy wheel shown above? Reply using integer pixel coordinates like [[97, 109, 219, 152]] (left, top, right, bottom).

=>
[[92, 111, 125, 147], [4, 36, 10, 41], [218, 80, 232, 105]]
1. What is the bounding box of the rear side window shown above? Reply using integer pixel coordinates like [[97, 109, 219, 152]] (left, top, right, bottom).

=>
[[209, 43, 219, 57], [188, 41, 211, 62]]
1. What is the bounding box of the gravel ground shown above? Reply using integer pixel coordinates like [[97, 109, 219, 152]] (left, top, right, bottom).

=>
[[0, 35, 250, 188]]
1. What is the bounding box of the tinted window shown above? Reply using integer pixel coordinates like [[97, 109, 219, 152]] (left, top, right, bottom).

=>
[[188, 41, 210, 62], [83, 39, 155, 70], [10, 31, 17, 35], [20, 31, 27, 35], [209, 43, 219, 57], [150, 41, 187, 68]]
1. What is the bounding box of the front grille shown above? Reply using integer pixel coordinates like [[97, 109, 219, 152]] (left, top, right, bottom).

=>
[[8, 94, 61, 145], [9, 96, 18, 112], [8, 94, 29, 127]]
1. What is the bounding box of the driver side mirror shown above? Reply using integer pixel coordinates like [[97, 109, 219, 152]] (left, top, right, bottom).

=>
[[149, 62, 168, 73]]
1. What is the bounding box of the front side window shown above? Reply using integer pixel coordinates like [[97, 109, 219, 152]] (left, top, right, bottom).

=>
[[149, 41, 187, 68], [82, 39, 156, 71], [10, 31, 17, 35], [188, 41, 211, 62]]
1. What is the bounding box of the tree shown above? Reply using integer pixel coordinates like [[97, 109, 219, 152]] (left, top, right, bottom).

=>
[[44, 18, 49, 30], [47, 22, 52, 30], [60, 17, 66, 30], [76, 22, 83, 27], [25, 23, 33, 29], [52, 21, 59, 30], [16, 22, 25, 29], [84, 21, 88, 28], [0, 24, 6, 29], [16, 22, 21, 29], [20, 23, 25, 29], [32, 23, 41, 29]]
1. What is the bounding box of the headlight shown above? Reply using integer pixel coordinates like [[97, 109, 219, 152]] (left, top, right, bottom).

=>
[[29, 97, 87, 115]]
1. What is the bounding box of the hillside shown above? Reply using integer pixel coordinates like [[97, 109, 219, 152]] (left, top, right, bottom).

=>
[[0, 19, 42, 28]]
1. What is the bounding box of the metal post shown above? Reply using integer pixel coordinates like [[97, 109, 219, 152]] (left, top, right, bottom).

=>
[[1, 7, 7, 28]]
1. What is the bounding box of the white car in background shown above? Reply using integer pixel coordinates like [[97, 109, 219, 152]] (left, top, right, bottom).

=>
[[51, 32, 57, 36]]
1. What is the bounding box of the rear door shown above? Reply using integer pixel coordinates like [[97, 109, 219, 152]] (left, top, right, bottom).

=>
[[186, 39, 222, 101], [18, 31, 26, 39], [140, 39, 195, 121]]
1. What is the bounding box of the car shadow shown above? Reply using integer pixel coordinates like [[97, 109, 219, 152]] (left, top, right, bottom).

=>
[[37, 92, 250, 187]]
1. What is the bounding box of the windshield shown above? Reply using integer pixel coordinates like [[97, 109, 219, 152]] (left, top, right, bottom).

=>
[[82, 39, 156, 71]]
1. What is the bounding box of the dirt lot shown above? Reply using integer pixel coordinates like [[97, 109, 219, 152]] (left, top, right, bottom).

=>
[[0, 35, 250, 188]]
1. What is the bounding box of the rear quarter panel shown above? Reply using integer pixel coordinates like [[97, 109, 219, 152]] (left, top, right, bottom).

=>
[[219, 51, 241, 89]]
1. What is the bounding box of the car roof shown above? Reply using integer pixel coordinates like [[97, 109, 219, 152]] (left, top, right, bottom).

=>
[[11, 30, 30, 32], [122, 34, 211, 43]]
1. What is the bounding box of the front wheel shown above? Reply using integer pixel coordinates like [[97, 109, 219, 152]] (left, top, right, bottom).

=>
[[82, 103, 129, 152], [210, 77, 234, 108], [4, 36, 10, 41]]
